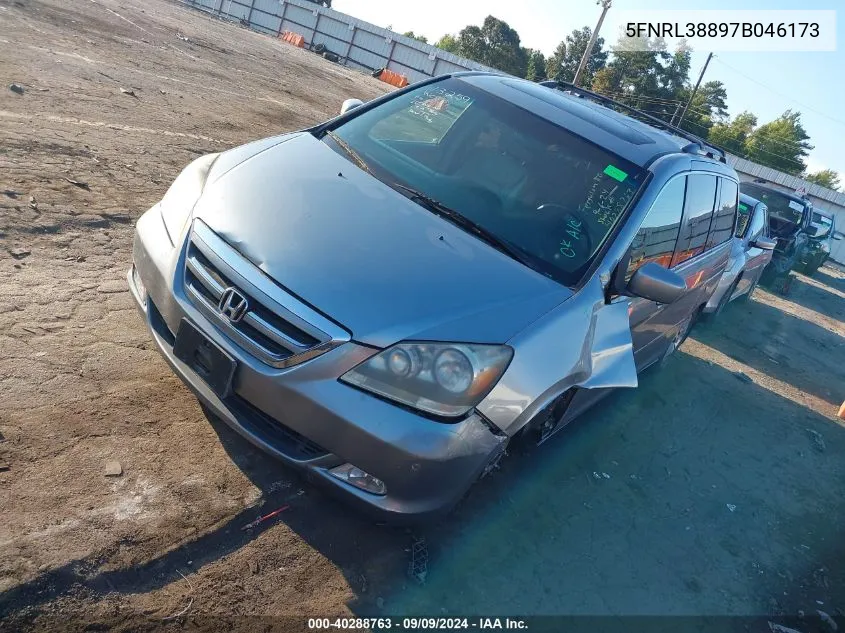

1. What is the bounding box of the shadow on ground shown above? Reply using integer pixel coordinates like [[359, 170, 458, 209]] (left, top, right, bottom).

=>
[[695, 290, 844, 408], [4, 283, 845, 630]]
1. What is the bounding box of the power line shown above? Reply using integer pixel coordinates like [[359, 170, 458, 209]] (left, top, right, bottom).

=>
[[598, 90, 813, 152], [712, 57, 845, 129]]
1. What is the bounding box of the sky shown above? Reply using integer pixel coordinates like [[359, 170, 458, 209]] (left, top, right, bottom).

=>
[[334, 0, 844, 179]]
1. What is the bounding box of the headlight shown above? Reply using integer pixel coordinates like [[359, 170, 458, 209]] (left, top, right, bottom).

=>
[[341, 342, 513, 418], [159, 153, 219, 244]]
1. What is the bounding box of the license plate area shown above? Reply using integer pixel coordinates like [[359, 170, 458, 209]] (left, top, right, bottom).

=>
[[173, 319, 237, 398]]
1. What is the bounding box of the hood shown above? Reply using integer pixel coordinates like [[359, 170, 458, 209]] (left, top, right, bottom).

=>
[[193, 133, 571, 347]]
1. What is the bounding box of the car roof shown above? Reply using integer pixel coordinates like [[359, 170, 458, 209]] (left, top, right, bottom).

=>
[[457, 73, 723, 169]]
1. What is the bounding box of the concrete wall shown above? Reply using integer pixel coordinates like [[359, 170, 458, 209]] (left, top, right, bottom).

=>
[[182, 0, 499, 82], [728, 154, 845, 264]]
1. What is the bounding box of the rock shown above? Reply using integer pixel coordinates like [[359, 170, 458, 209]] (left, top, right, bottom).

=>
[[10, 248, 30, 259], [120, 87, 136, 97], [818, 611, 838, 632], [104, 461, 123, 477], [98, 280, 126, 294], [9, 83, 24, 94], [732, 371, 753, 383], [248, 560, 259, 575], [0, 462, 9, 472]]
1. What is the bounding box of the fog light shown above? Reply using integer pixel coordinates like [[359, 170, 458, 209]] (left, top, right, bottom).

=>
[[329, 463, 386, 496], [132, 265, 147, 306]]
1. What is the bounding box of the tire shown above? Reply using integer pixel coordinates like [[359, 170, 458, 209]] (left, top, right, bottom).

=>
[[312, 43, 327, 54], [737, 277, 759, 303], [712, 278, 739, 318], [660, 309, 697, 367]]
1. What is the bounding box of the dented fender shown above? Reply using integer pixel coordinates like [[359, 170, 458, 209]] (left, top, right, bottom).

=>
[[476, 278, 637, 436]]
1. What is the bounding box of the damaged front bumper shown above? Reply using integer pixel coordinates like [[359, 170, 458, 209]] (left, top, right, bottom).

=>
[[128, 206, 507, 521]]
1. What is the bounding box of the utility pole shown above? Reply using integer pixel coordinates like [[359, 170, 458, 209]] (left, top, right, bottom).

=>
[[677, 52, 713, 127], [573, 0, 612, 87]]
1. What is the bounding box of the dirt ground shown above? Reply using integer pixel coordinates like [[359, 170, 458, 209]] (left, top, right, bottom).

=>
[[1, 0, 844, 631]]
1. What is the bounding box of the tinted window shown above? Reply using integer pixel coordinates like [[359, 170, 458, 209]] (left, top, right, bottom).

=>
[[330, 77, 648, 288], [707, 179, 738, 247], [626, 177, 686, 279], [741, 183, 808, 227], [672, 174, 716, 266]]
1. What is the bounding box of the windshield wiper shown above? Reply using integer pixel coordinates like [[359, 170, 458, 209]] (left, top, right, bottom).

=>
[[391, 183, 533, 266], [324, 130, 372, 175]]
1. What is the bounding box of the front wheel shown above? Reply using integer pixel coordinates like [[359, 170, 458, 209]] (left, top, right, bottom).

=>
[[737, 276, 759, 303], [660, 310, 697, 367]]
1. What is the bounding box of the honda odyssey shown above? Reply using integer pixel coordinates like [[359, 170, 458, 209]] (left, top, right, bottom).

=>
[[128, 74, 738, 518]]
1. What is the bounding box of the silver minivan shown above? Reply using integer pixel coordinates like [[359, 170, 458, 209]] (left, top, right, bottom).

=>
[[129, 74, 737, 518]]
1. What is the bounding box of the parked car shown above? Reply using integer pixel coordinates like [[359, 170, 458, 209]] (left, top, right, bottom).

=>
[[799, 209, 841, 275], [129, 74, 737, 519], [704, 193, 776, 315], [739, 182, 813, 294]]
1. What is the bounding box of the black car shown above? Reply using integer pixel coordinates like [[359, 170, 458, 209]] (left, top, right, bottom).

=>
[[800, 209, 841, 275], [740, 182, 812, 294]]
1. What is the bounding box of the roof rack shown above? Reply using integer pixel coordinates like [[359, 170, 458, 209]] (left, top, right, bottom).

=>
[[539, 80, 727, 164]]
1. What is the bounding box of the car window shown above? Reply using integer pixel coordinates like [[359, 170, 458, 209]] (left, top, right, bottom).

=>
[[741, 183, 808, 230], [747, 203, 767, 241], [735, 199, 752, 238], [625, 177, 686, 280], [707, 179, 738, 248], [328, 77, 648, 288], [672, 173, 717, 266], [810, 212, 833, 238], [370, 87, 473, 144]]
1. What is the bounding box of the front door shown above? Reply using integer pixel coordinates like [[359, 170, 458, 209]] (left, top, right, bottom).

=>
[[624, 175, 688, 370]]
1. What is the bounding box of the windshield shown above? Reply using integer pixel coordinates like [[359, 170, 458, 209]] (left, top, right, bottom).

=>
[[741, 183, 808, 227], [811, 212, 833, 238], [325, 78, 647, 286]]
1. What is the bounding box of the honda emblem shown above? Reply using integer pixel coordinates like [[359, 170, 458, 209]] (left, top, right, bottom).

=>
[[218, 287, 249, 323]]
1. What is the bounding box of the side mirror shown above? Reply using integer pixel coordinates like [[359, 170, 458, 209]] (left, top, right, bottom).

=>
[[627, 262, 687, 304], [340, 98, 364, 115], [751, 237, 777, 251], [833, 232, 844, 241]]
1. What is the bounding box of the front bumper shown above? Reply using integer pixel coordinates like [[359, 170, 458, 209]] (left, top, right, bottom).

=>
[[128, 206, 506, 520]]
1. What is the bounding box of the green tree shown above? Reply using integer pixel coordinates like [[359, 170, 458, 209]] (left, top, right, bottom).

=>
[[745, 110, 813, 175], [708, 111, 757, 155], [525, 48, 547, 81], [455, 16, 528, 77], [590, 37, 689, 122], [435, 34, 459, 54], [403, 31, 428, 44], [677, 80, 729, 138], [804, 169, 840, 191], [546, 27, 607, 85]]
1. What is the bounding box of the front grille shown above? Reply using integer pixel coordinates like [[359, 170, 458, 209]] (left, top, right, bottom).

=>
[[183, 220, 349, 368], [227, 394, 329, 460]]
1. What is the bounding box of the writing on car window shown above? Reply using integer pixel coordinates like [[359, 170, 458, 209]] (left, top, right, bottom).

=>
[[371, 88, 473, 143], [580, 167, 638, 228]]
